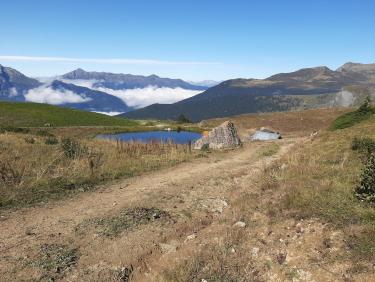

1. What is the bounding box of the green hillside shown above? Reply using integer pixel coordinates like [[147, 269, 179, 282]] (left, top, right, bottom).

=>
[[0, 102, 136, 127]]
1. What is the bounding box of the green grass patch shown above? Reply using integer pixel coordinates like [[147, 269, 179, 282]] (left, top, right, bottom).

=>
[[0, 101, 137, 127], [331, 99, 374, 130], [32, 244, 79, 280]]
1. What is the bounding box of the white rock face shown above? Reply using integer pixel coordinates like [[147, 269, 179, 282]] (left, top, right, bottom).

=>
[[251, 129, 281, 141], [194, 121, 241, 150]]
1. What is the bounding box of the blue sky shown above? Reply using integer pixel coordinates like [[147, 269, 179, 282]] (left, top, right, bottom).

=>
[[1, 0, 374, 80]]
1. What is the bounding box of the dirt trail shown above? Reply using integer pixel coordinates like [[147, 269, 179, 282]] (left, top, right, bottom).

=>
[[0, 138, 307, 281]]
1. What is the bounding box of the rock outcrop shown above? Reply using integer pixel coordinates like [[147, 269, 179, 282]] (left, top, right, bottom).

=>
[[194, 121, 241, 150]]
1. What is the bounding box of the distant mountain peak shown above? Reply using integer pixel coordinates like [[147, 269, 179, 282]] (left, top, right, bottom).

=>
[[0, 64, 41, 100], [337, 62, 375, 73], [147, 74, 160, 79], [63, 68, 89, 79]]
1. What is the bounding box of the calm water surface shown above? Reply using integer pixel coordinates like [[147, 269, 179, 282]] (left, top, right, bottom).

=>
[[97, 130, 201, 144]]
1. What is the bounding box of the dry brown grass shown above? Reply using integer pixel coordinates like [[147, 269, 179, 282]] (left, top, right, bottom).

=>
[[161, 114, 375, 280], [277, 115, 375, 262], [0, 131, 197, 209], [202, 108, 349, 138]]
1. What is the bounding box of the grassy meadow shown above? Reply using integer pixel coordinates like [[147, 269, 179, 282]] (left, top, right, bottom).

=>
[[0, 102, 204, 210], [0, 101, 137, 127], [0, 130, 198, 209]]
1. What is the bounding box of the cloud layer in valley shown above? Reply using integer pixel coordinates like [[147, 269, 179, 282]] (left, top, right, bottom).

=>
[[62, 79, 202, 108], [95, 86, 202, 108], [92, 111, 124, 116], [25, 85, 91, 105]]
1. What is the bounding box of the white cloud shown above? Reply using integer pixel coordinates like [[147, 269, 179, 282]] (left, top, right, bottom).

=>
[[0, 55, 219, 66], [92, 111, 124, 116], [25, 85, 91, 105], [95, 85, 201, 108], [61, 79, 202, 108]]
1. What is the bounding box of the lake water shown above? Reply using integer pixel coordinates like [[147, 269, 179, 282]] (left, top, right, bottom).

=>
[[97, 130, 202, 144]]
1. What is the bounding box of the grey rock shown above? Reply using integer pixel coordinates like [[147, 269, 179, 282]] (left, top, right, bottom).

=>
[[194, 121, 241, 150], [233, 221, 246, 228]]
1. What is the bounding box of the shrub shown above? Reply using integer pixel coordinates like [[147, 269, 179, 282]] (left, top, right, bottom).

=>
[[355, 154, 375, 203], [352, 137, 375, 155], [331, 97, 374, 130], [45, 137, 59, 145], [0, 160, 23, 185], [36, 129, 54, 137], [0, 126, 30, 134], [24, 137, 35, 144], [201, 143, 210, 151], [61, 138, 87, 159]]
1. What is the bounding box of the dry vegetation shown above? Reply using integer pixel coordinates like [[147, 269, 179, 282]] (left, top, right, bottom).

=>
[[280, 115, 375, 263], [0, 129, 198, 209], [159, 110, 375, 281], [202, 108, 349, 138]]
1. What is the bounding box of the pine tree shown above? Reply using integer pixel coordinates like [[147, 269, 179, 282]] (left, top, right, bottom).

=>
[[176, 114, 191, 123]]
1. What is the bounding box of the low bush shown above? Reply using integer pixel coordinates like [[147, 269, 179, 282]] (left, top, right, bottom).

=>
[[61, 138, 87, 159], [24, 137, 35, 144], [0, 126, 30, 134], [0, 160, 23, 186], [45, 137, 59, 145], [352, 137, 375, 156], [355, 154, 375, 203], [36, 130, 54, 137], [201, 143, 210, 151]]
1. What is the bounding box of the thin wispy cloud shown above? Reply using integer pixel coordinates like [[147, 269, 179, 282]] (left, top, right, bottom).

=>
[[0, 55, 219, 66]]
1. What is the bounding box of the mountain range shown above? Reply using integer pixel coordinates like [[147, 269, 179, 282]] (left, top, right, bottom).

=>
[[1, 62, 374, 121], [121, 63, 375, 121], [62, 68, 207, 91], [0, 65, 208, 113]]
